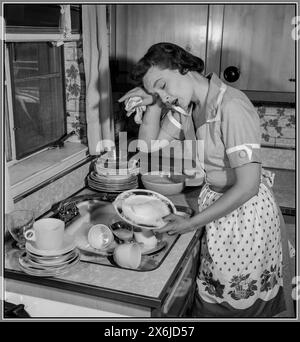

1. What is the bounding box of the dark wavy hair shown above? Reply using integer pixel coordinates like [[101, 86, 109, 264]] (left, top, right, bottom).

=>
[[130, 42, 204, 86]]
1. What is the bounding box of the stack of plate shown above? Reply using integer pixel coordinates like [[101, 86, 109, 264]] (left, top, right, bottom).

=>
[[18, 235, 80, 277], [87, 171, 138, 193], [87, 154, 139, 193]]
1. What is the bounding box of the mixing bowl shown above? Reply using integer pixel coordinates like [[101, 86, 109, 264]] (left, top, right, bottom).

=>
[[141, 173, 185, 196]]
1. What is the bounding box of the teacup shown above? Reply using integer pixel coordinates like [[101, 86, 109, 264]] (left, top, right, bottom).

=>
[[113, 242, 141, 269], [87, 224, 114, 250], [133, 229, 157, 251], [24, 218, 65, 251]]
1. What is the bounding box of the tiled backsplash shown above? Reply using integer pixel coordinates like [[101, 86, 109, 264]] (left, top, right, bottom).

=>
[[256, 106, 295, 149], [64, 40, 87, 145]]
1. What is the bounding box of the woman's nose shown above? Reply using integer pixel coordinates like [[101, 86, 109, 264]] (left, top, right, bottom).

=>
[[162, 93, 177, 104]]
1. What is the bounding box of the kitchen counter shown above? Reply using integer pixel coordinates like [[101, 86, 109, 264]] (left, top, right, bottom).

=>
[[4, 187, 202, 317], [4, 167, 293, 317], [270, 168, 296, 213]]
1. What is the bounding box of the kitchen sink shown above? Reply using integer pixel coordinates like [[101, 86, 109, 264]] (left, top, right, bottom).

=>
[[51, 194, 193, 272]]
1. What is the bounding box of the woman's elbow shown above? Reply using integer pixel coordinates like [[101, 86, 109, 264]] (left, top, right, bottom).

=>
[[241, 181, 260, 202], [249, 182, 260, 198]]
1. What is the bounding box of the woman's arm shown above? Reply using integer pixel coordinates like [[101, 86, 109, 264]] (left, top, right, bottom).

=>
[[119, 87, 184, 152], [137, 103, 162, 151], [160, 162, 261, 234]]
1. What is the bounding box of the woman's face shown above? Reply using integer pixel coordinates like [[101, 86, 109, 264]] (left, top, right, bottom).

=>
[[142, 66, 194, 111]]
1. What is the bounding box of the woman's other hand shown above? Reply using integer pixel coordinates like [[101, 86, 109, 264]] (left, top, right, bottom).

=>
[[118, 87, 155, 107], [159, 214, 195, 235]]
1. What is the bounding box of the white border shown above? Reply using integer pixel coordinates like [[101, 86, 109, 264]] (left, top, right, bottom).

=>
[[1, 0, 298, 323]]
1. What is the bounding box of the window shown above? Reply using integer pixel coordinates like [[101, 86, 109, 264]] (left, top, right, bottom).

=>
[[4, 4, 82, 33], [4, 4, 82, 164], [5, 42, 66, 160]]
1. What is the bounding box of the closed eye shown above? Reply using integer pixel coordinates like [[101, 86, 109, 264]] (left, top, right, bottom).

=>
[[161, 82, 166, 89]]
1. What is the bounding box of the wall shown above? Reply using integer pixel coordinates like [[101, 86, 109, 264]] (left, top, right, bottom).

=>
[[256, 106, 295, 149], [257, 105, 295, 171]]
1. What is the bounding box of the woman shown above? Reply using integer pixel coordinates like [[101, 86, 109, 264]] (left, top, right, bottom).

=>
[[119, 43, 294, 318]]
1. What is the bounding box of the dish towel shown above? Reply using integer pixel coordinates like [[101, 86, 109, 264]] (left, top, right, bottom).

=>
[[124, 95, 192, 124], [125, 97, 147, 124]]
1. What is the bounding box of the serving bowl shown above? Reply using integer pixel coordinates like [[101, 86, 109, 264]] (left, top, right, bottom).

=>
[[141, 173, 186, 196]]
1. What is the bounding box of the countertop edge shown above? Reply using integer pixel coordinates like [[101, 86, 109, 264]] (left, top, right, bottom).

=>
[[5, 230, 201, 309]]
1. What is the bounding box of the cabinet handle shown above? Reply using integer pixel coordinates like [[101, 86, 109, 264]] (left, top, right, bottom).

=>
[[223, 66, 240, 83], [289, 78, 296, 82]]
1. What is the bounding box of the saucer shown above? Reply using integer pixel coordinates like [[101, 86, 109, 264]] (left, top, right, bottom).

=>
[[27, 250, 78, 266], [18, 251, 80, 277], [25, 233, 76, 257], [78, 240, 117, 257], [139, 240, 167, 255]]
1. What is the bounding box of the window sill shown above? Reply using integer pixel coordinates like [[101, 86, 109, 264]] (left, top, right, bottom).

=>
[[9, 142, 89, 199], [5, 33, 81, 42]]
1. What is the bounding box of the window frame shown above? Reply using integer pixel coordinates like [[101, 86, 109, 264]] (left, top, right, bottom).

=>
[[5, 44, 17, 165], [4, 4, 81, 165], [4, 11, 88, 199]]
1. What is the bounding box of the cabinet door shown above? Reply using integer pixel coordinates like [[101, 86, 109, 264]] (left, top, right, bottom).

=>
[[220, 4, 296, 93], [161, 239, 201, 317], [114, 4, 208, 86]]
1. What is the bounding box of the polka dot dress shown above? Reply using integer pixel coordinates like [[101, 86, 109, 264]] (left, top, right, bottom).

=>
[[197, 182, 283, 311]]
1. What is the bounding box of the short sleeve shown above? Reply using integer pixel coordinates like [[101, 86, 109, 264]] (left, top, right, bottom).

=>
[[160, 111, 184, 141], [221, 98, 261, 168]]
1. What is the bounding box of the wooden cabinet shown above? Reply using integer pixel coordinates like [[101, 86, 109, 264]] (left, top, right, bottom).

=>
[[110, 4, 208, 87], [110, 4, 296, 102], [222, 5, 295, 92], [161, 239, 200, 317], [206, 4, 296, 102]]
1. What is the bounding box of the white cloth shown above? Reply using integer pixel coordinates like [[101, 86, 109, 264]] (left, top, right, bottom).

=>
[[124, 96, 147, 124]]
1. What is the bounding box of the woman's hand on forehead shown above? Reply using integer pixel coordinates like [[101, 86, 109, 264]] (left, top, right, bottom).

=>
[[118, 87, 153, 104]]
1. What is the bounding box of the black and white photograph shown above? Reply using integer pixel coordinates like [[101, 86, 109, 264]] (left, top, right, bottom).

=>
[[0, 0, 298, 324]]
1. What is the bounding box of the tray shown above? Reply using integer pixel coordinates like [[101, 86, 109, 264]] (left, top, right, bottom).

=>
[[52, 195, 193, 272]]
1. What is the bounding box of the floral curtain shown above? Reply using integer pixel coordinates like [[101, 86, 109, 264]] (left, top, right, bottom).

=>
[[82, 5, 115, 155]]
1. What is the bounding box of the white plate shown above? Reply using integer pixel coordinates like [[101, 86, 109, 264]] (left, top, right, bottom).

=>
[[25, 234, 76, 257], [18, 252, 80, 277], [27, 250, 79, 266], [90, 171, 136, 181], [78, 240, 117, 257], [112, 189, 177, 230], [139, 240, 167, 255]]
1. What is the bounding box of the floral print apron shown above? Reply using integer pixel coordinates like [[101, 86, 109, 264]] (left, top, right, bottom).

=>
[[194, 179, 285, 317]]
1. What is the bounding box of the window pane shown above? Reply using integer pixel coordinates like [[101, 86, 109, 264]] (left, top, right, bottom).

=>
[[4, 4, 61, 27], [71, 5, 82, 33], [12, 42, 60, 78], [10, 43, 66, 159], [4, 4, 82, 33]]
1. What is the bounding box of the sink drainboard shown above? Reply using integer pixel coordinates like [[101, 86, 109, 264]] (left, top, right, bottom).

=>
[[51, 196, 193, 272]]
